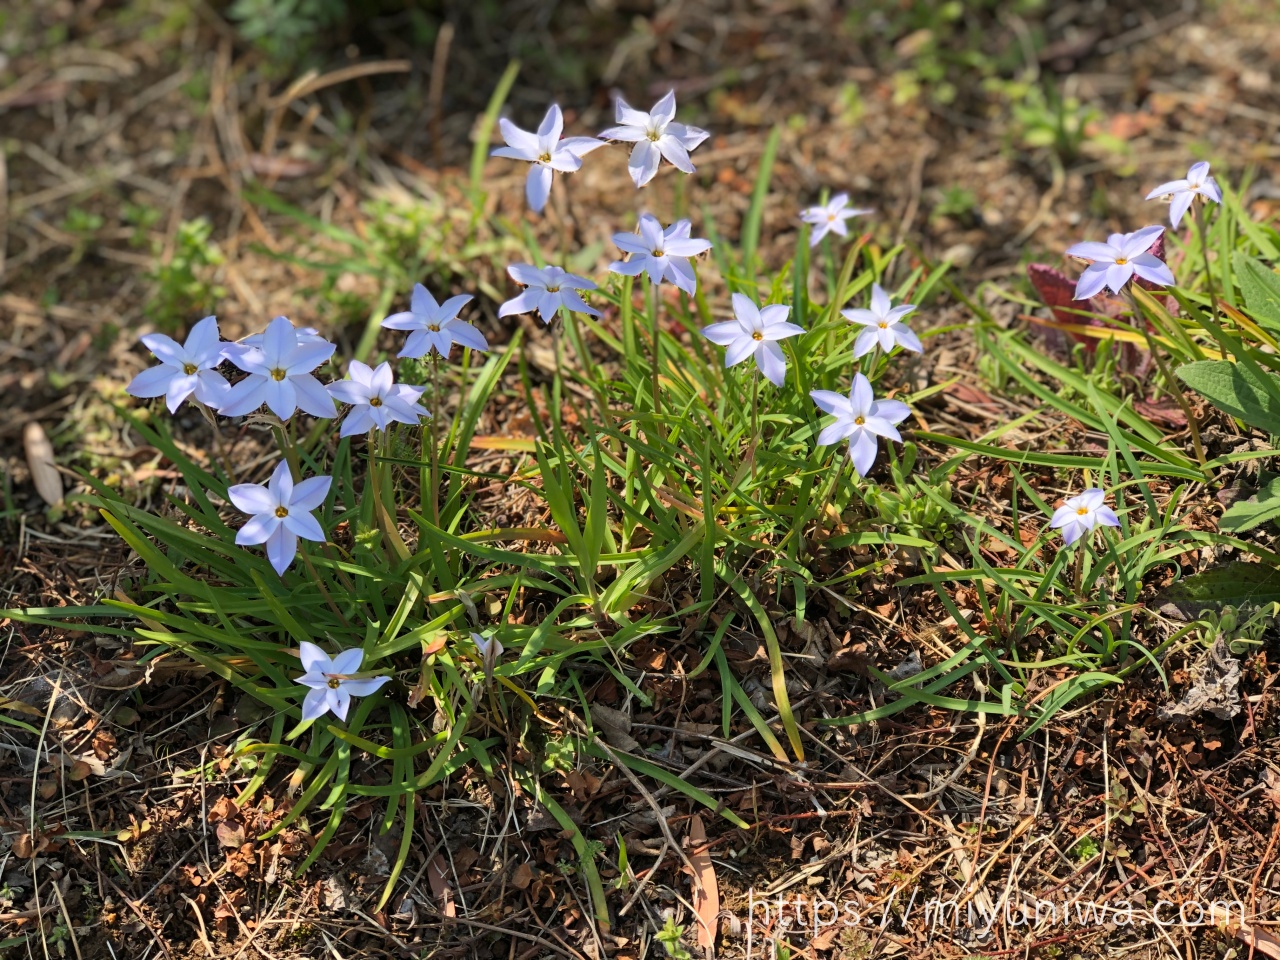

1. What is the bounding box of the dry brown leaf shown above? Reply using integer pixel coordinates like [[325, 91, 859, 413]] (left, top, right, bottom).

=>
[[248, 153, 321, 179], [23, 422, 63, 506], [511, 862, 534, 890], [591, 703, 641, 753], [427, 853, 456, 918], [687, 814, 719, 954], [216, 820, 245, 848], [1234, 921, 1280, 959]]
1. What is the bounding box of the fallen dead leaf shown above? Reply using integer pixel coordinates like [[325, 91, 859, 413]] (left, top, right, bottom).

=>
[[427, 853, 456, 918], [1234, 921, 1280, 959], [687, 814, 719, 954], [216, 820, 245, 849], [24, 422, 63, 506], [511, 862, 534, 890]]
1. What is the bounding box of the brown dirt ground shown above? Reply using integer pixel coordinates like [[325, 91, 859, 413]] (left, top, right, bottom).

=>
[[6, 2, 1280, 958]]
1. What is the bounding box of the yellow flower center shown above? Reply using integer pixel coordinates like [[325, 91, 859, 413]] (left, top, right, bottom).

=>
[[427, 323, 440, 332], [327, 676, 341, 689], [654, 248, 664, 257], [827, 214, 837, 222], [369, 396, 383, 407], [647, 130, 661, 142], [751, 331, 764, 341], [546, 285, 560, 293], [183, 362, 198, 375], [1114, 257, 1128, 266], [275, 506, 289, 518], [270, 368, 287, 381], [854, 416, 865, 425], [878, 322, 888, 329], [539, 152, 551, 163], [1077, 507, 1089, 516]]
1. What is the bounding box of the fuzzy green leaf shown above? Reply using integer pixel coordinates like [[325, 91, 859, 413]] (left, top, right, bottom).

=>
[[1177, 359, 1280, 435], [1220, 477, 1280, 533], [1234, 252, 1280, 333], [1154, 562, 1280, 619]]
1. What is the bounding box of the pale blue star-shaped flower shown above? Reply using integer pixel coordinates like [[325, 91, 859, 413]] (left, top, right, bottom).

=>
[[498, 264, 600, 324], [800, 193, 873, 247], [126, 315, 230, 413], [295, 642, 391, 722], [608, 214, 711, 295], [844, 283, 922, 358], [381, 283, 488, 359], [1048, 488, 1121, 546], [218, 316, 336, 420], [1066, 226, 1175, 301], [1146, 161, 1222, 228], [599, 91, 710, 187], [811, 373, 911, 478], [326, 360, 429, 437], [490, 104, 604, 212], [700, 293, 804, 387], [228, 461, 331, 575]]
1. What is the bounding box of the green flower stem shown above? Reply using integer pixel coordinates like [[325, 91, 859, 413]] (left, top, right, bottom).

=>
[[647, 276, 662, 420], [1127, 287, 1205, 467], [429, 353, 442, 527], [272, 418, 301, 479], [1193, 200, 1220, 327]]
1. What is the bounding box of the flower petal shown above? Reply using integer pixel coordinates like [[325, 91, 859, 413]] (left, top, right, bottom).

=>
[[341, 676, 392, 698], [756, 341, 787, 386], [262, 377, 299, 421], [850, 373, 874, 413], [299, 641, 331, 674], [656, 135, 695, 173], [498, 118, 539, 154], [1145, 179, 1189, 200], [291, 374, 336, 419], [164, 373, 200, 413], [852, 326, 879, 359], [445, 319, 489, 352], [301, 686, 331, 722], [331, 647, 365, 676], [228, 481, 274, 515], [380, 310, 422, 332], [140, 333, 185, 366], [1104, 262, 1136, 294], [290, 475, 332, 512], [217, 376, 268, 416], [809, 389, 850, 416], [537, 103, 563, 144], [236, 512, 280, 545], [285, 340, 335, 376], [184, 315, 222, 363], [849, 430, 878, 478], [628, 140, 661, 187], [702, 320, 745, 346], [1121, 225, 1165, 259], [1065, 241, 1118, 262], [731, 292, 761, 327], [265, 525, 298, 576], [126, 365, 176, 399], [1130, 254, 1176, 288], [411, 283, 438, 316], [499, 289, 541, 318], [874, 399, 911, 424], [608, 257, 647, 277], [525, 164, 553, 213], [1073, 265, 1110, 301], [723, 336, 756, 367]]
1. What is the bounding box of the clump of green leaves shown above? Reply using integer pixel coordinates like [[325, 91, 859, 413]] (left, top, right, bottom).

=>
[[145, 218, 226, 331], [227, 0, 346, 71]]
